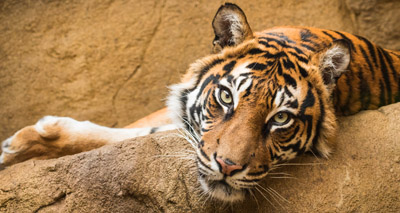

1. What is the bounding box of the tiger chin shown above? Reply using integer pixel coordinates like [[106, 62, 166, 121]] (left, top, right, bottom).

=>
[[166, 3, 399, 202]]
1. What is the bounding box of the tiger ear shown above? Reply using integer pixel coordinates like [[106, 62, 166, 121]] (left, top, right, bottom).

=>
[[318, 40, 351, 90], [212, 3, 254, 53]]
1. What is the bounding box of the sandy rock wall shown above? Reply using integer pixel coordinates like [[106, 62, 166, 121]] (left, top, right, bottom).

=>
[[1, 0, 399, 141], [1, 103, 399, 212]]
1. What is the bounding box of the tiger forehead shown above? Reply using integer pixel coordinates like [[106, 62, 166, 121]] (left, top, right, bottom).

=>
[[213, 40, 310, 79], [210, 52, 303, 90], [220, 32, 310, 59]]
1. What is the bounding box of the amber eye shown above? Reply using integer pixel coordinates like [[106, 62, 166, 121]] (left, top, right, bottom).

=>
[[273, 112, 289, 124], [219, 88, 233, 105]]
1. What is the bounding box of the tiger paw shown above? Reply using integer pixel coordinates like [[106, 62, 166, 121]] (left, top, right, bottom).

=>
[[0, 116, 75, 166]]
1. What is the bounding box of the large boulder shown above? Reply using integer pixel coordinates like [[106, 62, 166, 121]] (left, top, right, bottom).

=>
[[1, 103, 399, 212]]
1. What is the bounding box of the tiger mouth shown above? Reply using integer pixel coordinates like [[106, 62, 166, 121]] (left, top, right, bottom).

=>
[[198, 175, 247, 202]]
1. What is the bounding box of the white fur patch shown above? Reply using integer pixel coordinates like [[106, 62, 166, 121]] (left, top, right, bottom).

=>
[[320, 44, 350, 81], [223, 13, 243, 45], [35, 116, 176, 144], [166, 75, 198, 129]]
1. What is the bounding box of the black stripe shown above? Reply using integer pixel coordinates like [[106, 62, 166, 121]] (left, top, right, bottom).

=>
[[282, 126, 299, 143], [359, 45, 376, 80], [246, 62, 267, 71], [305, 116, 313, 147], [277, 91, 285, 107], [311, 96, 324, 156], [179, 92, 189, 130], [357, 36, 378, 67], [297, 62, 309, 78], [300, 29, 320, 50], [248, 48, 264, 55], [277, 62, 283, 75], [237, 178, 262, 182], [245, 171, 265, 177], [358, 68, 371, 110], [242, 81, 253, 98], [280, 139, 302, 153], [381, 49, 398, 80], [300, 29, 317, 41], [199, 149, 210, 161], [195, 74, 220, 100], [286, 99, 298, 109], [282, 58, 295, 70], [150, 127, 158, 134], [344, 74, 353, 114], [226, 75, 234, 83], [290, 46, 305, 55], [237, 78, 247, 90], [223, 107, 235, 121], [288, 52, 308, 63], [222, 60, 236, 77], [334, 31, 356, 52], [284, 86, 293, 97], [381, 48, 399, 103], [259, 37, 290, 48], [300, 86, 315, 115], [377, 47, 392, 103], [283, 73, 297, 89], [194, 59, 224, 87], [258, 40, 279, 50], [379, 80, 386, 106], [197, 157, 212, 170], [322, 31, 337, 40], [268, 145, 278, 161], [300, 43, 316, 52], [262, 52, 276, 59], [265, 32, 296, 44]]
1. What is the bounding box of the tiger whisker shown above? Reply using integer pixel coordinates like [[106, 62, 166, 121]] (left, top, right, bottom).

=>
[[268, 186, 290, 204], [267, 172, 292, 176], [278, 162, 325, 166], [248, 189, 260, 210], [254, 185, 277, 209], [268, 176, 296, 179], [308, 149, 322, 162], [255, 183, 286, 209], [179, 114, 201, 141], [173, 132, 197, 149]]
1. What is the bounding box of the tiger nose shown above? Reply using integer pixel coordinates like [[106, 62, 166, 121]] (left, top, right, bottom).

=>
[[216, 157, 243, 176]]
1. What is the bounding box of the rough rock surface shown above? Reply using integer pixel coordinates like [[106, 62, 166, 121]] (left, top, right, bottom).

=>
[[1, 0, 399, 140], [1, 103, 399, 212]]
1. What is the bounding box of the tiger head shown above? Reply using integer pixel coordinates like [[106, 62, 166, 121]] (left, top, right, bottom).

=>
[[167, 3, 350, 202]]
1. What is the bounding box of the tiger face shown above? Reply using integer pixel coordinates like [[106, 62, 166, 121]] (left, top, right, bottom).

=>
[[167, 3, 350, 202]]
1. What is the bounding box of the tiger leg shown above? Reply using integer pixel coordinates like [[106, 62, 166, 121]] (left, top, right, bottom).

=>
[[0, 116, 177, 167]]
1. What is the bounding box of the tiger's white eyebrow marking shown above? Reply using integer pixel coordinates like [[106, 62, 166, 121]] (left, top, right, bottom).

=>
[[266, 85, 301, 122], [219, 62, 254, 110], [231, 62, 250, 76]]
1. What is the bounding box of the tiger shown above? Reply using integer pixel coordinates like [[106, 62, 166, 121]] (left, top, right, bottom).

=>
[[1, 3, 399, 202]]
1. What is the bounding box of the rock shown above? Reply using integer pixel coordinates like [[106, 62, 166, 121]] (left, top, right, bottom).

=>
[[1, 103, 399, 212]]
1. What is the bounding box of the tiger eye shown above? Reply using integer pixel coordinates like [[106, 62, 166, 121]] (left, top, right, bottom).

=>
[[220, 89, 232, 105], [273, 112, 289, 124]]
